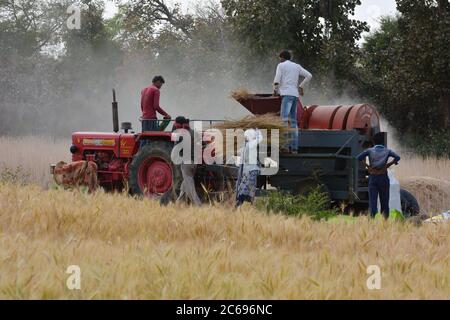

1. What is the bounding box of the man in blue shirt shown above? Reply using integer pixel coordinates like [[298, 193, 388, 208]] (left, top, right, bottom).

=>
[[357, 133, 401, 218]]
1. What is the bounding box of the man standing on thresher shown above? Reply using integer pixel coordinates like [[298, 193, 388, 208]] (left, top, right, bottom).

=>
[[140, 75, 171, 134], [273, 50, 312, 153]]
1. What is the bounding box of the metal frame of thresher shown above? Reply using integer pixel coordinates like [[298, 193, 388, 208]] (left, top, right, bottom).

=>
[[264, 129, 376, 205]]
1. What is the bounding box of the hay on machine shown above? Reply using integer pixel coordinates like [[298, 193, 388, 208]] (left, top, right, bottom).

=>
[[230, 88, 254, 101], [209, 113, 290, 160]]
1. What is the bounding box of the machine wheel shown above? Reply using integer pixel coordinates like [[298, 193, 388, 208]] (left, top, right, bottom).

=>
[[295, 179, 332, 209], [129, 141, 181, 198], [196, 168, 232, 203], [400, 189, 420, 218], [159, 176, 182, 205]]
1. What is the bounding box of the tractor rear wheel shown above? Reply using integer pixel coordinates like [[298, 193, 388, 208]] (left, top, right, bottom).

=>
[[129, 141, 181, 198]]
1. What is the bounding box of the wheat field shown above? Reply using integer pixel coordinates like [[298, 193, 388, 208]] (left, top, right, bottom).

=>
[[0, 136, 70, 186], [0, 183, 449, 299], [0, 136, 449, 299]]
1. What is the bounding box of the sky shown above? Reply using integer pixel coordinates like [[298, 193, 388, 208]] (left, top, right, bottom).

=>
[[104, 0, 399, 33]]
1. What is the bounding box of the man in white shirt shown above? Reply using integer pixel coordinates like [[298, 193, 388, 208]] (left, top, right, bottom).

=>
[[273, 50, 312, 153]]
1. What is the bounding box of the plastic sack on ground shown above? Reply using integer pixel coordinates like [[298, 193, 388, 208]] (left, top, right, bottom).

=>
[[424, 211, 450, 224], [374, 209, 405, 221], [377, 170, 402, 213]]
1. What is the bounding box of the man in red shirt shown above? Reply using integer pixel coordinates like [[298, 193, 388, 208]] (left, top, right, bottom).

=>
[[141, 75, 171, 132]]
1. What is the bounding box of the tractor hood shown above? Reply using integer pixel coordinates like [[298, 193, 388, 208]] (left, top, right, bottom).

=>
[[72, 132, 122, 147], [71, 132, 138, 159]]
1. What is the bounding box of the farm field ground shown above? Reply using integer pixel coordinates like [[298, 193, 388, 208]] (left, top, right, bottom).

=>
[[0, 136, 449, 299]]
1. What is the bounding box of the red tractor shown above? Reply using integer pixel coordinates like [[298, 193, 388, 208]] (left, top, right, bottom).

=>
[[69, 90, 182, 197]]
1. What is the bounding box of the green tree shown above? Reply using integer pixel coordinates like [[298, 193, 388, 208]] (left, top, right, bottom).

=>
[[220, 0, 368, 95], [0, 0, 124, 136], [113, 1, 251, 120], [0, 0, 69, 135], [0, 0, 67, 58], [360, 0, 450, 156], [54, 0, 123, 134], [117, 0, 194, 49]]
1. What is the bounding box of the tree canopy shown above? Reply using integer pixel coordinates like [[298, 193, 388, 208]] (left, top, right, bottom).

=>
[[359, 0, 449, 156], [0, 0, 448, 156]]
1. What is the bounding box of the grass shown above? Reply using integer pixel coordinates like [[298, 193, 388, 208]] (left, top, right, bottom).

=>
[[394, 157, 450, 182], [0, 136, 70, 187], [255, 188, 338, 221], [0, 183, 449, 299]]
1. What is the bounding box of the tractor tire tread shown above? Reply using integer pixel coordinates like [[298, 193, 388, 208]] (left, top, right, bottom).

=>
[[128, 140, 181, 197]]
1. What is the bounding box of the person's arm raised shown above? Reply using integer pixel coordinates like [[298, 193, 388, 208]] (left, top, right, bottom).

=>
[[273, 64, 282, 95], [298, 65, 312, 96]]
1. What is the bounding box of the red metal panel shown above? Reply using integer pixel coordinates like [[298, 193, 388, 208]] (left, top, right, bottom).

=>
[[72, 132, 120, 157], [331, 105, 354, 130], [346, 104, 380, 136], [308, 106, 342, 130], [300, 105, 318, 129], [235, 94, 282, 115], [232, 92, 381, 136], [119, 134, 137, 158]]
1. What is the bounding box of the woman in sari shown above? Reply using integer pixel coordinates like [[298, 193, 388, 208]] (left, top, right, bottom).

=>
[[236, 128, 263, 207]]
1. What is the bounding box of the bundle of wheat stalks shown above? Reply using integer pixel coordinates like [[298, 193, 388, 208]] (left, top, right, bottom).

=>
[[400, 176, 450, 215], [209, 114, 290, 160], [217, 113, 285, 130], [230, 88, 254, 100]]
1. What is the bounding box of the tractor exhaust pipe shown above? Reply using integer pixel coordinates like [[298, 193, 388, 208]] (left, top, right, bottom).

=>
[[112, 89, 119, 133]]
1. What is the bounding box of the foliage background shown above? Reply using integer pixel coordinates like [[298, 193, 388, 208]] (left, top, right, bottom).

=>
[[0, 0, 448, 155]]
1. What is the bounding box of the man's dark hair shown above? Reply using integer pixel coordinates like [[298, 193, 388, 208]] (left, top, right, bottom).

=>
[[279, 50, 291, 60], [152, 75, 165, 84], [175, 116, 188, 124], [373, 132, 385, 146]]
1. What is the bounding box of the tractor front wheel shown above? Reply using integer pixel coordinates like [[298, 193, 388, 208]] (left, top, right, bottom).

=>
[[129, 141, 181, 198]]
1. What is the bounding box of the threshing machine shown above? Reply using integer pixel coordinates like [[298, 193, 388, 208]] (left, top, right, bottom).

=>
[[64, 91, 420, 216]]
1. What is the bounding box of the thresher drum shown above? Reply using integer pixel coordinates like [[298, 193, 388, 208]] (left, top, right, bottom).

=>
[[235, 94, 381, 137]]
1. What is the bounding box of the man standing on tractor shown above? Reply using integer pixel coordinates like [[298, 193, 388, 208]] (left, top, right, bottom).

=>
[[273, 50, 312, 153], [357, 132, 401, 219], [141, 75, 171, 134]]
